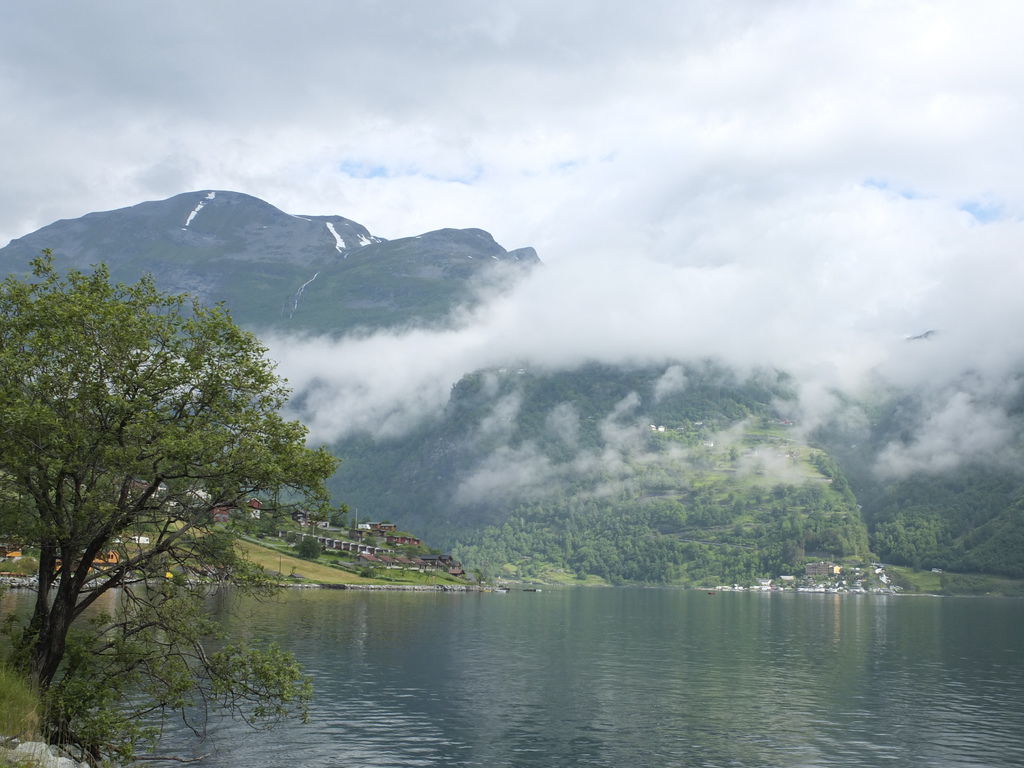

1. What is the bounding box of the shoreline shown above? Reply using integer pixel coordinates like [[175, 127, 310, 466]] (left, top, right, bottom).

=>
[[6, 575, 1020, 598], [278, 581, 483, 592], [2, 575, 482, 593]]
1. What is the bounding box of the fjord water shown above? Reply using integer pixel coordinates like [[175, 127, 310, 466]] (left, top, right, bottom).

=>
[[148, 589, 1023, 767]]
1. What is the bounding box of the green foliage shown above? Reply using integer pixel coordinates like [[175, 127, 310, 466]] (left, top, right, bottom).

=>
[[325, 357, 863, 585], [868, 470, 1024, 576], [296, 536, 322, 560], [812, 387, 1024, 578], [329, 361, 798, 539], [455, 469, 867, 586], [0, 662, 40, 740], [0, 256, 333, 760]]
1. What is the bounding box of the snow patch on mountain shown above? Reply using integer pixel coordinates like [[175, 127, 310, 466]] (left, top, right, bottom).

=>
[[326, 222, 347, 254], [184, 192, 215, 228]]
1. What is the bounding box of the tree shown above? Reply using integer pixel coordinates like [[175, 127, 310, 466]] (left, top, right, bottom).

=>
[[296, 536, 322, 560], [0, 256, 338, 761]]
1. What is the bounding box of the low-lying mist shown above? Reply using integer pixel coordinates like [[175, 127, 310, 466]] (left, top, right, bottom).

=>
[[268, 184, 1024, 484]]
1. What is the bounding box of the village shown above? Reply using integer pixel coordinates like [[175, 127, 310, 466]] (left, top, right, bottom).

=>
[[0, 494, 471, 590], [710, 560, 901, 594], [279, 512, 468, 580], [0, 491, 899, 593]]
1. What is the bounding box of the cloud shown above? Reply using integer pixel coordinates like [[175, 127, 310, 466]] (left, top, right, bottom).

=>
[[477, 392, 524, 443], [450, 391, 829, 507], [4, 1, 1024, 250], [545, 402, 581, 449], [272, 187, 1024, 458], [874, 377, 1023, 479], [654, 366, 689, 403], [5, 1, 1024, 477]]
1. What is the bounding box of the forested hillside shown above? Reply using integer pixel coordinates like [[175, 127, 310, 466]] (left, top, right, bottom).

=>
[[331, 362, 869, 583], [816, 390, 1024, 578]]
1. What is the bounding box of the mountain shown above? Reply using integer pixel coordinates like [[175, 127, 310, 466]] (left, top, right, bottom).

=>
[[4, 191, 1022, 587], [813, 390, 1024, 579], [1, 190, 540, 333], [333, 361, 868, 584]]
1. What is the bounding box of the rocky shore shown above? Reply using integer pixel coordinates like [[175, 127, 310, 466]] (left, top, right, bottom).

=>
[[0, 575, 37, 589], [0, 739, 91, 768]]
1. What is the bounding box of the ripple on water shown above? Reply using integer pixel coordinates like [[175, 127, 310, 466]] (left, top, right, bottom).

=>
[[104, 589, 1024, 768]]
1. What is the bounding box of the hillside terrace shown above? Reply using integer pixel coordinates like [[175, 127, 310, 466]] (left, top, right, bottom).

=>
[[278, 530, 463, 576]]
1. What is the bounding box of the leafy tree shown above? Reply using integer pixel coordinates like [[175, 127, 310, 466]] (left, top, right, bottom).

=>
[[0, 256, 338, 761], [296, 536, 323, 560]]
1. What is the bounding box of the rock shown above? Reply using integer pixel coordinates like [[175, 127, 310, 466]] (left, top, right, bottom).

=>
[[2, 741, 91, 768]]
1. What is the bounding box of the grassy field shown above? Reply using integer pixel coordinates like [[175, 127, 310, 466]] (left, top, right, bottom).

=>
[[236, 537, 470, 587], [235, 539, 375, 585], [888, 565, 1024, 596]]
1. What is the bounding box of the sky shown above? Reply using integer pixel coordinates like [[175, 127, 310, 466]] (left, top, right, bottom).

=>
[[4, 1, 1024, 475]]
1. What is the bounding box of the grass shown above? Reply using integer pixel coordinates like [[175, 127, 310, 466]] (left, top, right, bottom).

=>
[[235, 539, 375, 585], [888, 566, 1024, 596], [236, 537, 470, 587], [539, 567, 608, 587], [0, 663, 39, 741], [0, 558, 38, 577]]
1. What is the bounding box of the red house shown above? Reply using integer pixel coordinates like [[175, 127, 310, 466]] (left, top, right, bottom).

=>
[[211, 505, 232, 523]]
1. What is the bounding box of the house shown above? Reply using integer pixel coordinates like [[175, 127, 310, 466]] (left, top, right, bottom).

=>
[[293, 510, 328, 528], [385, 534, 422, 547], [367, 522, 397, 533], [805, 561, 842, 577], [420, 554, 461, 571], [211, 505, 233, 523], [0, 544, 23, 559], [92, 551, 120, 565]]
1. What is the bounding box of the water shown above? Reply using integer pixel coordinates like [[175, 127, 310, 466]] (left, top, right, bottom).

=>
[[8, 587, 1024, 767]]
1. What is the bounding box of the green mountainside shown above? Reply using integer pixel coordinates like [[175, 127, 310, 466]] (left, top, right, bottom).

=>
[[3, 191, 1021, 585], [815, 390, 1024, 578], [330, 362, 868, 584]]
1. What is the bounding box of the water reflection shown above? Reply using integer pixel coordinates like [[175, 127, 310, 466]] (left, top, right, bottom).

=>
[[5, 588, 1023, 767]]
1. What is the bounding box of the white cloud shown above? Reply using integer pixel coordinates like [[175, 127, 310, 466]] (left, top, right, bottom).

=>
[[654, 366, 689, 403], [4, 1, 1024, 476], [545, 402, 581, 448], [875, 384, 1021, 479]]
